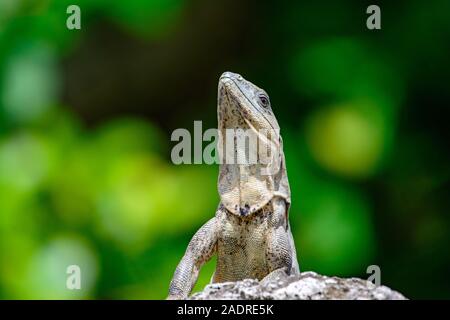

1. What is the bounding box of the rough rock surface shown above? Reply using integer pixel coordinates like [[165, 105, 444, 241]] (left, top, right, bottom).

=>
[[189, 271, 406, 300]]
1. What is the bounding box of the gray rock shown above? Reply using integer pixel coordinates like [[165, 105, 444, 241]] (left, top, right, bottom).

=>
[[189, 271, 407, 300]]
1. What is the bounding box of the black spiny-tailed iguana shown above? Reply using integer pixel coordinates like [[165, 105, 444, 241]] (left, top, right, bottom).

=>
[[168, 71, 299, 299]]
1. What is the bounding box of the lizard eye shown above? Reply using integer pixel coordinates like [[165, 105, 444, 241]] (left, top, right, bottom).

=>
[[258, 94, 270, 108]]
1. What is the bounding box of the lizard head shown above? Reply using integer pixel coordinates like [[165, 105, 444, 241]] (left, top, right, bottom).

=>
[[218, 71, 280, 134], [216, 71, 290, 217]]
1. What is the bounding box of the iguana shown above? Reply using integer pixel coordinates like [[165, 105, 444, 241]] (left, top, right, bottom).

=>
[[167, 71, 299, 299]]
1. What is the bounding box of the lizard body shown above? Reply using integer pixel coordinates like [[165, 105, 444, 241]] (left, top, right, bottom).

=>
[[168, 72, 299, 299]]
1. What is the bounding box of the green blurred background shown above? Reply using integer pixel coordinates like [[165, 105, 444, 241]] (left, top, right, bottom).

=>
[[0, 0, 449, 299]]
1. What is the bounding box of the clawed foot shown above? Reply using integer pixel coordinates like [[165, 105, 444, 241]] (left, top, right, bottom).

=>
[[260, 268, 289, 286]]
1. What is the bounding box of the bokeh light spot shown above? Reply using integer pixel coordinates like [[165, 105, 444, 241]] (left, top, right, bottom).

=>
[[305, 103, 385, 178], [20, 235, 98, 299], [1, 44, 60, 123], [0, 132, 52, 192]]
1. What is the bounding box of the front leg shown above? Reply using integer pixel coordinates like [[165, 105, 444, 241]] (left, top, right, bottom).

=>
[[168, 218, 218, 299], [263, 199, 293, 283]]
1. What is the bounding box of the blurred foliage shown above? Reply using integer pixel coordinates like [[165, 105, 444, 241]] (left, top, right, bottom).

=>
[[0, 0, 449, 299]]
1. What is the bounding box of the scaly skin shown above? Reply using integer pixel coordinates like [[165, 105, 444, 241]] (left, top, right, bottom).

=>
[[168, 72, 299, 299]]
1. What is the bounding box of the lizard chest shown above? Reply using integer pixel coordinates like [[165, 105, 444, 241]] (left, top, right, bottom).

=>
[[214, 202, 274, 281], [220, 212, 269, 251]]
